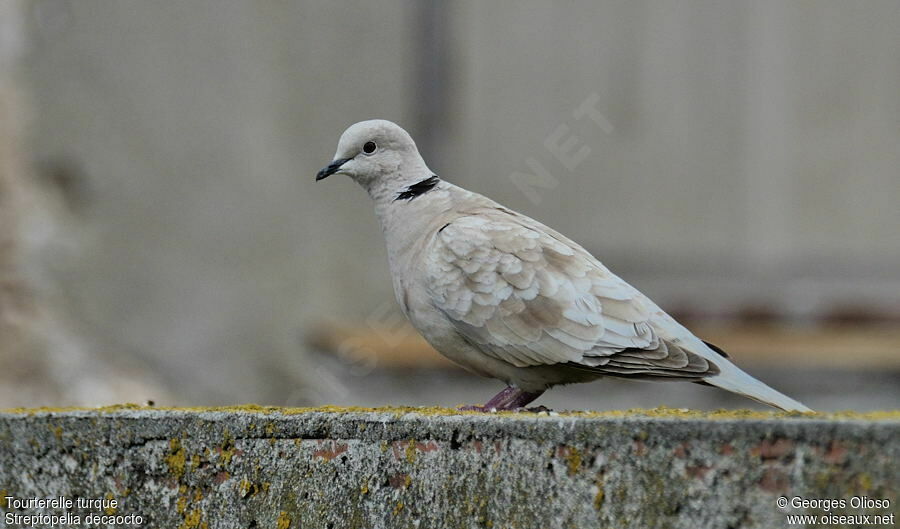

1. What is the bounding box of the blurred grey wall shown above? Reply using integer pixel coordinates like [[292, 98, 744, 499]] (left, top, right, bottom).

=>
[[1, 0, 164, 407], [0, 0, 44, 405], [449, 1, 900, 319], [18, 1, 900, 405]]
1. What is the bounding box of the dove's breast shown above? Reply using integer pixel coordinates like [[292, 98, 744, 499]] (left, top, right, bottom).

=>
[[400, 279, 500, 378]]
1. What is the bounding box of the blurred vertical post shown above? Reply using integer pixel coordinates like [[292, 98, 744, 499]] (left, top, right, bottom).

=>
[[0, 0, 45, 404], [413, 0, 454, 174]]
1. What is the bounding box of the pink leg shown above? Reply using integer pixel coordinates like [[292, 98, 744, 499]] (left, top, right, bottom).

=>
[[459, 386, 545, 412]]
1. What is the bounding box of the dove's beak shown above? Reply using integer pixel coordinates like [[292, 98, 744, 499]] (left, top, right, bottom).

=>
[[316, 158, 351, 181]]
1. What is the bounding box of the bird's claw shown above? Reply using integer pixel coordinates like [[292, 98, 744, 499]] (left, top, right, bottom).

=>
[[519, 405, 552, 413], [457, 404, 552, 413], [457, 404, 495, 412]]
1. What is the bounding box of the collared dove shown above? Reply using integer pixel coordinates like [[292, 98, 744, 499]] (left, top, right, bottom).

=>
[[316, 119, 812, 412]]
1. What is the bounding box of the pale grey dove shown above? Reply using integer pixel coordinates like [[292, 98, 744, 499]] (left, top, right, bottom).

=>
[[316, 119, 812, 412]]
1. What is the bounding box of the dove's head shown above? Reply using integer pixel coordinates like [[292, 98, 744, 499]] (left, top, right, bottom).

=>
[[316, 120, 432, 197]]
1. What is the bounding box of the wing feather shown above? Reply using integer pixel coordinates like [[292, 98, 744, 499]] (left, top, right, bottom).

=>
[[424, 211, 720, 378]]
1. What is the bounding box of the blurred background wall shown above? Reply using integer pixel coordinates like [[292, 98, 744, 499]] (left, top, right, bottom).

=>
[[0, 0, 42, 404], [4, 0, 898, 408]]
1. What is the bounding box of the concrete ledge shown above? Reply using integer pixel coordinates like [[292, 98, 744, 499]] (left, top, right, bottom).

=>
[[1, 407, 897, 528]]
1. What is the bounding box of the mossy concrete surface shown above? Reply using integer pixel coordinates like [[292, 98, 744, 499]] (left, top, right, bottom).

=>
[[0, 407, 897, 528]]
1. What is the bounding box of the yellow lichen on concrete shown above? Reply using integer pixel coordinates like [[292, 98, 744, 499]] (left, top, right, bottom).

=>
[[179, 508, 206, 529], [405, 439, 417, 464], [593, 480, 605, 511], [2, 403, 899, 421], [218, 430, 236, 466], [104, 492, 117, 515], [166, 438, 187, 479], [238, 478, 253, 498], [564, 447, 582, 475], [275, 510, 291, 529], [238, 479, 265, 499]]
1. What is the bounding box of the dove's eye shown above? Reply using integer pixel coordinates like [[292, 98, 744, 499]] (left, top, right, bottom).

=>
[[362, 141, 377, 155]]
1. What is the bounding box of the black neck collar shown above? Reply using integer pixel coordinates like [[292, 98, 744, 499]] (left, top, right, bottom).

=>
[[395, 175, 440, 201]]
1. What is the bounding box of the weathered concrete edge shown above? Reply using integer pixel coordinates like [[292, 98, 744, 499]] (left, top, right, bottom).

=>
[[2, 408, 898, 446], [2, 409, 897, 529]]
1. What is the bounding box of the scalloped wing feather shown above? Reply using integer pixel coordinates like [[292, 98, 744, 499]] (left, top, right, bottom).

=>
[[423, 212, 718, 378]]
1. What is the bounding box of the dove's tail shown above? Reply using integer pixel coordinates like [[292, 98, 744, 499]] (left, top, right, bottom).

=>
[[702, 362, 813, 412]]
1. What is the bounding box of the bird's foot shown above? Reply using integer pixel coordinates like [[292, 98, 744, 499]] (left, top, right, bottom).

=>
[[457, 387, 546, 412], [457, 404, 552, 414]]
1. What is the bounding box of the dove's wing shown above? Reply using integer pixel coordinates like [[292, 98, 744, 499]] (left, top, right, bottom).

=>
[[423, 211, 719, 379]]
